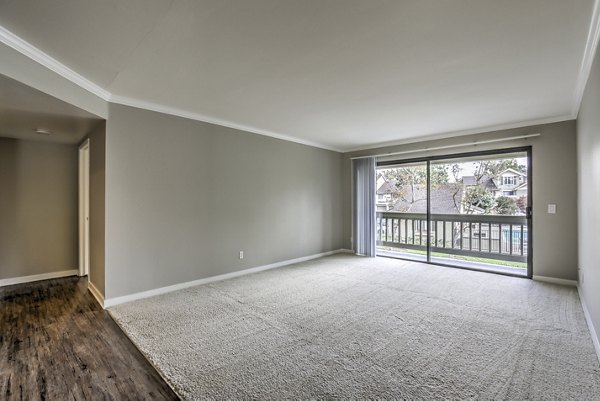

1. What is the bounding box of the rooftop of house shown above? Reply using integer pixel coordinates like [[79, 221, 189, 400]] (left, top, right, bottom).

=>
[[376, 180, 398, 195], [463, 169, 527, 190], [381, 184, 464, 215], [462, 175, 499, 191], [499, 168, 526, 176]]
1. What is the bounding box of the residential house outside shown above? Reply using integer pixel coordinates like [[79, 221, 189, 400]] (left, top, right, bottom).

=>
[[376, 167, 528, 269]]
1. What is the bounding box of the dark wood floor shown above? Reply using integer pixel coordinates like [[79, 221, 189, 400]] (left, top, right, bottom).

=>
[[0, 276, 179, 401]]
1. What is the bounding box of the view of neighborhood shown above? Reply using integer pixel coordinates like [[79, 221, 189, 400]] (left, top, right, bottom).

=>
[[375, 156, 530, 274], [376, 157, 528, 216]]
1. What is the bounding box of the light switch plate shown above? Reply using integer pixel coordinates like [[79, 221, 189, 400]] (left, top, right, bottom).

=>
[[547, 204, 556, 214]]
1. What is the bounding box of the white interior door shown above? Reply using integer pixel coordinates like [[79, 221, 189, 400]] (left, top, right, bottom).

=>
[[79, 140, 90, 277]]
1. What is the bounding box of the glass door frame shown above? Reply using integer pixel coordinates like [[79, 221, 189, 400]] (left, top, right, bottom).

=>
[[377, 146, 533, 279]]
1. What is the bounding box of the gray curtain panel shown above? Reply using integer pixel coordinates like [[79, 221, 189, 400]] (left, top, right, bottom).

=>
[[353, 157, 376, 256]]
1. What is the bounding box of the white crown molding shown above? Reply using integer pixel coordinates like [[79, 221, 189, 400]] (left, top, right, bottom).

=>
[[0, 25, 111, 101], [573, 0, 600, 117], [0, 21, 591, 154], [108, 94, 343, 152], [343, 114, 574, 153], [0, 23, 341, 152]]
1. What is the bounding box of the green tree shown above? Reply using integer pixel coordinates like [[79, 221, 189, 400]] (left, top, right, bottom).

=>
[[430, 165, 449, 187], [399, 167, 425, 203], [463, 186, 495, 213], [462, 158, 526, 216], [383, 165, 449, 186], [495, 196, 519, 215], [382, 168, 401, 182], [516, 196, 528, 213], [472, 159, 526, 181], [388, 165, 450, 203], [380, 167, 422, 204]]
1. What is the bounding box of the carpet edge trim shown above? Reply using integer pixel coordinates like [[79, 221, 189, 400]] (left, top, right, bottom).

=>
[[106, 311, 183, 398]]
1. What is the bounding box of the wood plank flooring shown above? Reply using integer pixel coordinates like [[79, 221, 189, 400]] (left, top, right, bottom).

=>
[[0, 276, 179, 401]]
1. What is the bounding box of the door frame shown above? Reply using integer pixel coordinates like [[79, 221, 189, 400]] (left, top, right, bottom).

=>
[[79, 139, 90, 277], [377, 145, 533, 279]]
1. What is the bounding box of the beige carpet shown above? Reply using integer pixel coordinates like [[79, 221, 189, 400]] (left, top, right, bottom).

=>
[[109, 255, 600, 400]]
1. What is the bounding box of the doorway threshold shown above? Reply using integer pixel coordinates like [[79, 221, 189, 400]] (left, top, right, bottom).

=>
[[377, 250, 528, 278]]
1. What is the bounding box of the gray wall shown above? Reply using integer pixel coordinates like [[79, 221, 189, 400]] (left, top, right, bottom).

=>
[[343, 120, 579, 280], [577, 45, 600, 349], [0, 138, 78, 279], [104, 104, 344, 299], [88, 122, 106, 296]]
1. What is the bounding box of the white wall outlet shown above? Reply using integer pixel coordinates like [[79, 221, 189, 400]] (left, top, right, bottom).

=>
[[239, 251, 244, 259], [547, 204, 556, 214]]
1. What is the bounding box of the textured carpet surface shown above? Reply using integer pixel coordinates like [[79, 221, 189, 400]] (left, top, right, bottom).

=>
[[110, 255, 600, 400]]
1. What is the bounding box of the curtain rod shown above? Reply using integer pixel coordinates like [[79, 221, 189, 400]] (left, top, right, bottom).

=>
[[350, 133, 540, 160]]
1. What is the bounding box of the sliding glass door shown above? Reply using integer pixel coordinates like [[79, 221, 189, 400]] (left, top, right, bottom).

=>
[[376, 147, 532, 278], [375, 161, 428, 262]]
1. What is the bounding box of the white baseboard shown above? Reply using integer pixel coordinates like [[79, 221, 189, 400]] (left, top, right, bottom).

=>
[[104, 249, 348, 308], [88, 281, 105, 309], [532, 275, 577, 287], [0, 269, 78, 287], [578, 285, 600, 365]]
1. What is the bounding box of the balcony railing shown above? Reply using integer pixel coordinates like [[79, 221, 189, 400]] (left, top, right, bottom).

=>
[[376, 211, 528, 263]]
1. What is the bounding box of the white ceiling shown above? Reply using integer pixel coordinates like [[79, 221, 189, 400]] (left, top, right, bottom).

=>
[[0, 74, 102, 144], [0, 0, 596, 151]]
